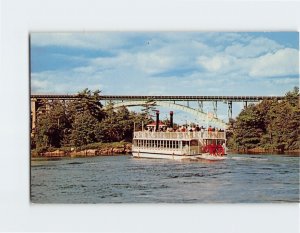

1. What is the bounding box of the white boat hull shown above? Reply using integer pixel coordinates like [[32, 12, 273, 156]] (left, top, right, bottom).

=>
[[132, 151, 226, 161], [132, 151, 201, 160], [196, 153, 226, 161]]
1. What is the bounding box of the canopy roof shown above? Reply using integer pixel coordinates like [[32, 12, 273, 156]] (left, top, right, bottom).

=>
[[146, 121, 167, 127]]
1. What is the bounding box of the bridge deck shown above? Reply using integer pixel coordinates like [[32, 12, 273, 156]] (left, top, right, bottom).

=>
[[31, 94, 284, 102]]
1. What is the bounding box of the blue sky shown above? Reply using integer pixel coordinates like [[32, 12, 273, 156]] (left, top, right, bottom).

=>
[[30, 32, 299, 123]]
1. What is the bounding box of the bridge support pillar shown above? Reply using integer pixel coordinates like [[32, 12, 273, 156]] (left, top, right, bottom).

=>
[[228, 101, 232, 120], [213, 101, 218, 117], [198, 100, 203, 112], [244, 101, 248, 108], [31, 99, 37, 137]]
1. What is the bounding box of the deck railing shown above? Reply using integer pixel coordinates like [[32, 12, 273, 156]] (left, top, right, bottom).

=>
[[133, 131, 225, 140]]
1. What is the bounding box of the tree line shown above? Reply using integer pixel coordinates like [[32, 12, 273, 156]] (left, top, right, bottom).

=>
[[31, 89, 156, 152], [227, 87, 300, 153]]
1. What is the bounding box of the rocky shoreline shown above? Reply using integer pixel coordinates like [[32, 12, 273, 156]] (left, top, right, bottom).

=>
[[32, 143, 132, 158], [31, 144, 299, 158]]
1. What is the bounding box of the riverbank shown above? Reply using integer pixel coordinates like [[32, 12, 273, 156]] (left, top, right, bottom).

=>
[[31, 143, 299, 158], [31, 141, 132, 158]]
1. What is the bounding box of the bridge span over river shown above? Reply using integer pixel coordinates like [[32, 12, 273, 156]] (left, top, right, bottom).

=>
[[30, 94, 284, 131]]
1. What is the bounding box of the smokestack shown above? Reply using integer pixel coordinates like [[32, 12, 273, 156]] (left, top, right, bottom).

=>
[[156, 110, 159, 131], [170, 111, 173, 128]]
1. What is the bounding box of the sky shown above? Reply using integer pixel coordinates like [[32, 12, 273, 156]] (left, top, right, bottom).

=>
[[30, 32, 299, 124]]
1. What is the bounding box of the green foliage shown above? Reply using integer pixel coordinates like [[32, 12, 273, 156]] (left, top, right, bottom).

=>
[[32, 88, 145, 150], [141, 98, 156, 123], [68, 88, 105, 120], [96, 105, 135, 142], [34, 100, 70, 149], [228, 87, 300, 152], [70, 111, 98, 147]]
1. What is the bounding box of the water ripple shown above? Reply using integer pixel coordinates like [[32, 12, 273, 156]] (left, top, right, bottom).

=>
[[31, 154, 300, 203]]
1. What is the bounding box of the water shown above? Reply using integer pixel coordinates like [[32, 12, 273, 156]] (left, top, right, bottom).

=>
[[31, 154, 299, 203]]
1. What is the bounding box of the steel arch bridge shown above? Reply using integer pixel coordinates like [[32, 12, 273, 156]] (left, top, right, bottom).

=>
[[31, 94, 285, 131], [106, 100, 227, 128]]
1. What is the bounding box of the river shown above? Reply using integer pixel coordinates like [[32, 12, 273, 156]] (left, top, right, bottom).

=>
[[30, 153, 299, 203]]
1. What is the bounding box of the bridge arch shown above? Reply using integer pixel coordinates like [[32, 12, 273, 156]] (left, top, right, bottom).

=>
[[105, 100, 227, 128]]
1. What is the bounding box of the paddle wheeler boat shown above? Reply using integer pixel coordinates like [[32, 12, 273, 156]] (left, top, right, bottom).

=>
[[132, 111, 227, 161]]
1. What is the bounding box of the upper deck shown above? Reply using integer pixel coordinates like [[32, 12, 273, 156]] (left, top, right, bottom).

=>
[[133, 130, 226, 140]]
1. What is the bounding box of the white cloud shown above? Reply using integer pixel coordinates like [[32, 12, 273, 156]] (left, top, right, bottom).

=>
[[271, 77, 298, 85], [31, 79, 51, 92], [249, 48, 299, 77], [197, 55, 235, 72], [31, 32, 130, 50], [31, 70, 105, 94], [31, 32, 299, 100], [196, 46, 299, 80], [225, 37, 283, 58]]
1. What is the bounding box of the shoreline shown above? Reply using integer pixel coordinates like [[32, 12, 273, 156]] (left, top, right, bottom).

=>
[[31, 142, 132, 158], [31, 144, 299, 159]]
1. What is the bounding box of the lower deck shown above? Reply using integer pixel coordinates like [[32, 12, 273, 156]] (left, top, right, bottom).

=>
[[132, 151, 199, 160], [132, 137, 226, 156]]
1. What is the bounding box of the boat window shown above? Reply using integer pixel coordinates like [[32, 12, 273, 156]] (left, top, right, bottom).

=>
[[175, 141, 178, 149]]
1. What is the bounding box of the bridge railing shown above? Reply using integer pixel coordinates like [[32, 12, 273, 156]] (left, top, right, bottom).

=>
[[133, 131, 225, 140]]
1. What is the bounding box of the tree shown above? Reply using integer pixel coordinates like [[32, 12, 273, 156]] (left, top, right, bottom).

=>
[[140, 98, 156, 124], [265, 90, 300, 152], [285, 86, 299, 107], [70, 111, 98, 147], [33, 100, 70, 150], [68, 88, 105, 121], [67, 88, 106, 146], [233, 104, 265, 150], [116, 106, 135, 141], [96, 104, 135, 142], [95, 102, 119, 142], [227, 87, 300, 153]]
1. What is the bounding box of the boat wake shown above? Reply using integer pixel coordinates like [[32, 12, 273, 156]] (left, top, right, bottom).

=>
[[229, 156, 268, 161]]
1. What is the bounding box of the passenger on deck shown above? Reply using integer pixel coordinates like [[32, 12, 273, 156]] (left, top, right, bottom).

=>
[[167, 127, 173, 132], [208, 126, 212, 136], [200, 126, 205, 137]]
